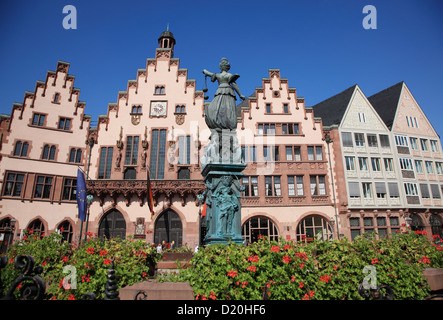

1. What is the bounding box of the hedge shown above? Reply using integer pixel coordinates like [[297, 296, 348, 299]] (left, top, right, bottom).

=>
[[163, 231, 443, 300], [1, 229, 442, 300]]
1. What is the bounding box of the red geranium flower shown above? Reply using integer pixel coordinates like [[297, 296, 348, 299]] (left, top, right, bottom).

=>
[[227, 270, 238, 278], [247, 265, 257, 272], [282, 255, 292, 264]]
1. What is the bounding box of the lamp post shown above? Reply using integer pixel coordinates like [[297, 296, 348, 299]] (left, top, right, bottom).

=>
[[324, 132, 340, 239], [404, 216, 412, 229], [9, 218, 16, 251]]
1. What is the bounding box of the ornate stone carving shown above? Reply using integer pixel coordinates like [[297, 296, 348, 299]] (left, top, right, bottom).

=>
[[175, 113, 185, 125], [131, 114, 141, 125], [86, 179, 206, 207]]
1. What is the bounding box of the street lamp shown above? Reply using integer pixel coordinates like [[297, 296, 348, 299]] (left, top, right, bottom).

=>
[[404, 216, 412, 229], [9, 218, 16, 249], [324, 132, 340, 239]]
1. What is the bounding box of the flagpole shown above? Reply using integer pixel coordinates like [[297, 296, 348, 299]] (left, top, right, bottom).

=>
[[83, 138, 94, 242]]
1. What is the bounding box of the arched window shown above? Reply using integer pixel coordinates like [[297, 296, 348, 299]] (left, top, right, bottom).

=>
[[132, 105, 142, 114], [42, 145, 49, 159], [42, 145, 56, 160], [0, 218, 13, 254], [14, 141, 28, 157], [155, 86, 165, 95], [242, 215, 279, 243], [409, 213, 424, 231], [296, 215, 333, 242], [98, 209, 126, 240], [57, 220, 73, 243], [53, 93, 60, 103], [175, 105, 186, 114], [49, 146, 56, 160], [154, 210, 182, 248], [27, 219, 45, 236], [69, 148, 82, 163], [430, 214, 443, 238]]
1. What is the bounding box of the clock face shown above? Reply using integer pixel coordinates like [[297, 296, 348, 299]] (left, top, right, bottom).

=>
[[150, 101, 167, 117]]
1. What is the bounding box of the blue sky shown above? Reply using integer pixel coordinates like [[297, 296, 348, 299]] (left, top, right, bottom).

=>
[[1, 0, 442, 135]]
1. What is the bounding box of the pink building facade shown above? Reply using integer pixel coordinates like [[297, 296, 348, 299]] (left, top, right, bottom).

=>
[[0, 31, 441, 252]]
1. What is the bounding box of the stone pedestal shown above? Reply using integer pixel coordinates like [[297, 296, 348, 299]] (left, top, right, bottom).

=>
[[201, 162, 246, 245]]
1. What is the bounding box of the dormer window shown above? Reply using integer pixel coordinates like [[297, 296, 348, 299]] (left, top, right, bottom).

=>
[[155, 86, 165, 95]]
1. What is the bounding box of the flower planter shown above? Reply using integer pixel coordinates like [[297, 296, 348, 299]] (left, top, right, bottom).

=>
[[423, 268, 443, 292]]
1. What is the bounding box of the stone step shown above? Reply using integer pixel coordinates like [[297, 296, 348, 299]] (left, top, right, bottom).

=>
[[120, 280, 194, 300]]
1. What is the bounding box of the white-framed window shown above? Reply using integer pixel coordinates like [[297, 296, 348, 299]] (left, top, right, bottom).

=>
[[241, 176, 259, 197], [383, 158, 394, 172], [345, 156, 356, 171], [399, 158, 413, 170], [404, 183, 419, 196], [367, 134, 378, 147], [395, 135, 409, 147], [362, 182, 373, 198], [425, 161, 434, 174], [415, 160, 424, 174], [436, 162, 443, 175], [358, 112, 366, 123], [375, 182, 387, 199], [371, 157, 381, 172], [354, 133, 365, 147], [410, 137, 418, 150], [420, 139, 429, 151], [288, 175, 304, 196], [379, 134, 390, 148], [406, 116, 419, 128], [310, 175, 326, 196], [358, 157, 368, 171], [341, 132, 353, 147], [430, 140, 439, 153]]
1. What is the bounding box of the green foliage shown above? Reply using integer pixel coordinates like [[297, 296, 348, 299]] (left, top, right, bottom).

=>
[[163, 232, 443, 300], [1, 230, 441, 300], [1, 231, 163, 300]]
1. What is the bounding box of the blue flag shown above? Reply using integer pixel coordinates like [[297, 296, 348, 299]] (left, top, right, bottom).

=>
[[76, 169, 87, 222]]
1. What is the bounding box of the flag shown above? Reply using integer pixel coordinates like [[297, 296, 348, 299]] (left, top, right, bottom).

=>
[[201, 202, 207, 217], [147, 170, 154, 218], [76, 169, 87, 222]]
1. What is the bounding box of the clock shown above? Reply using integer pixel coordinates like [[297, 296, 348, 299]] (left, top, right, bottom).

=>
[[150, 101, 167, 117]]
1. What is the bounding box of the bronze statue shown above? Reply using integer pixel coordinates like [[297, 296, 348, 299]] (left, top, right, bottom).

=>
[[202, 58, 245, 130]]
